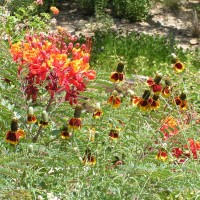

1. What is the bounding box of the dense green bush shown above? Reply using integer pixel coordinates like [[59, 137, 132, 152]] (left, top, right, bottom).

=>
[[77, 0, 95, 15], [111, 0, 151, 22], [77, 0, 151, 22]]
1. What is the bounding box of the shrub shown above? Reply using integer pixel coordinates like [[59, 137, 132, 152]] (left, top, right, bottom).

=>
[[77, 0, 95, 15], [111, 0, 151, 22]]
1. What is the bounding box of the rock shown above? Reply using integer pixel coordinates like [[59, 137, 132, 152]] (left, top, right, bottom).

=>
[[76, 19, 87, 29], [189, 39, 199, 45], [121, 18, 130, 24]]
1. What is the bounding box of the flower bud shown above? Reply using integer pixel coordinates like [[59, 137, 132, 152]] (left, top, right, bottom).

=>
[[11, 118, 18, 132], [171, 53, 178, 63], [142, 90, 151, 100], [179, 93, 186, 101], [28, 107, 34, 115], [153, 95, 159, 101], [165, 79, 172, 86], [112, 90, 118, 97], [74, 104, 82, 118], [95, 102, 101, 110], [116, 62, 124, 73], [154, 75, 162, 84], [127, 89, 134, 96], [42, 111, 48, 122]]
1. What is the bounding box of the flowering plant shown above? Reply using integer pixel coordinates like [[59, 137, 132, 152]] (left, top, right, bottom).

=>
[[10, 29, 96, 105]]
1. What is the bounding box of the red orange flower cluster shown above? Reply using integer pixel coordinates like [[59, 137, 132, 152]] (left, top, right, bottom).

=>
[[10, 31, 96, 104], [157, 115, 200, 162]]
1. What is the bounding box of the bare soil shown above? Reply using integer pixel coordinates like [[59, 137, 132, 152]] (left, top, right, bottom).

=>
[[55, 0, 200, 50]]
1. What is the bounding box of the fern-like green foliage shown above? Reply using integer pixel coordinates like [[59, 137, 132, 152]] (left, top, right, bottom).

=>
[[0, 189, 32, 200], [0, 41, 20, 132]]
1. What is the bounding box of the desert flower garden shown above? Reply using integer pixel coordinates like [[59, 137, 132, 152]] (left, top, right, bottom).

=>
[[0, 0, 200, 199]]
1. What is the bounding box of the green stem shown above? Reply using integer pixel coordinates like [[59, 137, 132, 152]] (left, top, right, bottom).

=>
[[32, 125, 43, 143], [32, 96, 54, 142]]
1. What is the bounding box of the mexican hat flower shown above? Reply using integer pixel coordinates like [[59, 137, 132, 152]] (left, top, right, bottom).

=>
[[69, 104, 82, 130], [174, 93, 188, 110], [148, 95, 160, 110], [146, 75, 162, 95], [110, 62, 124, 82], [162, 79, 172, 98], [6, 118, 25, 145], [131, 96, 141, 106], [61, 126, 72, 140], [137, 90, 151, 111], [109, 129, 120, 140], [82, 149, 96, 166], [171, 53, 185, 73], [155, 150, 168, 162], [108, 90, 121, 108], [173, 61, 185, 73], [27, 107, 37, 124], [92, 103, 103, 119], [39, 111, 48, 127]]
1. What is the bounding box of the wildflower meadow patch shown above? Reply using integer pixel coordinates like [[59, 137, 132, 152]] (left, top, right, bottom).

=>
[[0, 1, 200, 199]]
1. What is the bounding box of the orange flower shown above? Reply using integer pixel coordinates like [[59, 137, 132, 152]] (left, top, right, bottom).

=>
[[50, 6, 59, 15], [185, 139, 200, 159], [160, 116, 179, 140], [131, 96, 141, 106], [27, 115, 37, 124], [171, 53, 185, 73]]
